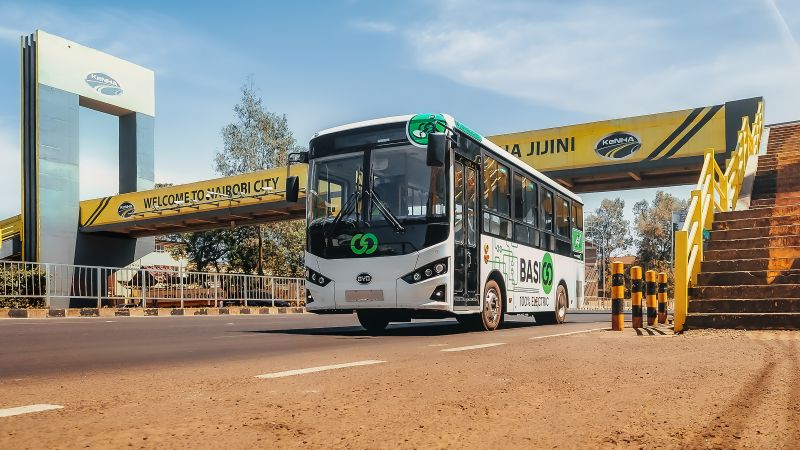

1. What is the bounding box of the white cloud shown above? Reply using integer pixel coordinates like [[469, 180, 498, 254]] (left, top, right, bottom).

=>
[[350, 20, 397, 34], [0, 3, 241, 87], [387, 1, 800, 124], [0, 25, 24, 45], [0, 121, 20, 218]]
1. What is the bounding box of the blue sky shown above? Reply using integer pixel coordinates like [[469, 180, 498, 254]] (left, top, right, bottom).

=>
[[0, 0, 799, 231]]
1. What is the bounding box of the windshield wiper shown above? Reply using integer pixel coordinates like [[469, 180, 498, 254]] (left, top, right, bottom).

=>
[[368, 189, 405, 233], [325, 191, 360, 238]]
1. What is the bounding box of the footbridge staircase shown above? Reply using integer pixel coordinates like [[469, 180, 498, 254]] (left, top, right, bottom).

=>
[[674, 108, 800, 330]]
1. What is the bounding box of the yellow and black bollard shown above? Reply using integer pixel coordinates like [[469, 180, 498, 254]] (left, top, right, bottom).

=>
[[611, 262, 625, 331], [645, 270, 658, 326], [630, 266, 643, 329], [657, 272, 668, 324]]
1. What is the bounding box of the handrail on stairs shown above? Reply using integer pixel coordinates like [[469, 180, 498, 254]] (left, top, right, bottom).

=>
[[673, 102, 764, 332]]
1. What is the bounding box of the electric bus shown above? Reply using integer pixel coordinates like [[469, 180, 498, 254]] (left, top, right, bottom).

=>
[[286, 114, 585, 332]]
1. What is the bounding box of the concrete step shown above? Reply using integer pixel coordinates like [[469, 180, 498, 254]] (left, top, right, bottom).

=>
[[757, 158, 800, 166], [694, 284, 800, 299], [751, 188, 800, 197], [701, 257, 800, 272], [684, 313, 800, 330], [697, 269, 800, 285], [711, 224, 800, 240], [716, 205, 800, 220], [707, 235, 800, 250], [753, 175, 800, 188], [704, 246, 800, 261], [689, 299, 800, 313], [713, 214, 800, 231], [750, 197, 800, 207]]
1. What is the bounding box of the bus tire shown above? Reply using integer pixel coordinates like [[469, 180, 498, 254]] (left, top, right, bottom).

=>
[[533, 283, 568, 325], [480, 279, 504, 331], [356, 310, 389, 333]]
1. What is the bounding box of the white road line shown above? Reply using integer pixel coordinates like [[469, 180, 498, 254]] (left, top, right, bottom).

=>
[[528, 327, 609, 340], [441, 343, 505, 352], [427, 343, 449, 347], [0, 404, 63, 418], [255, 360, 386, 379]]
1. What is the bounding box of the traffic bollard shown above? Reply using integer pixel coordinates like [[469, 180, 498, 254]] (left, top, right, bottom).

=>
[[611, 262, 625, 331], [658, 272, 668, 324], [630, 266, 643, 329], [645, 270, 657, 326]]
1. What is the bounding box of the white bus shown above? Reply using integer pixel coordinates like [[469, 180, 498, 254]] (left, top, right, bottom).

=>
[[287, 114, 585, 332]]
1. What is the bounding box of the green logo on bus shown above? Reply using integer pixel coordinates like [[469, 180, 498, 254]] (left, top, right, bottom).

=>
[[351, 233, 378, 255], [407, 113, 447, 147], [571, 229, 584, 254], [541, 253, 554, 295]]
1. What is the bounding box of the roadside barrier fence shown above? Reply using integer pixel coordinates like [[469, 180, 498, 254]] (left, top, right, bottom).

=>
[[0, 261, 305, 309], [608, 263, 672, 331]]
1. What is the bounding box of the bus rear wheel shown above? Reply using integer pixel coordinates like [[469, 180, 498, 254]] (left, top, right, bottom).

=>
[[480, 279, 504, 331], [356, 310, 389, 333]]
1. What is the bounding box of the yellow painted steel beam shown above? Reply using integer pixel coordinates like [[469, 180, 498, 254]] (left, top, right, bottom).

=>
[[80, 165, 307, 230]]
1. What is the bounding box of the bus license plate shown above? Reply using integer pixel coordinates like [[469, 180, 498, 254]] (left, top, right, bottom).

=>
[[345, 290, 384, 302]]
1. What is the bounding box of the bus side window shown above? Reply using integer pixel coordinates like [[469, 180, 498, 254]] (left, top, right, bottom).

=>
[[483, 155, 512, 239], [540, 188, 554, 233], [572, 203, 584, 230], [556, 195, 570, 237]]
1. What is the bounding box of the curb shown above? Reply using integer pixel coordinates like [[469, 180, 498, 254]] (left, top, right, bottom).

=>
[[0, 306, 306, 319]]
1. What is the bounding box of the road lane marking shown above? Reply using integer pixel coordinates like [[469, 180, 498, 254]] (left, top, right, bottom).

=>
[[428, 344, 449, 347], [441, 343, 505, 352], [0, 404, 63, 418], [529, 327, 609, 340], [255, 360, 386, 379]]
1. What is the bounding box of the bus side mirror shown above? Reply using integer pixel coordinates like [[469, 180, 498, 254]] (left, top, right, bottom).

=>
[[427, 133, 447, 167], [286, 176, 300, 202], [288, 151, 309, 164]]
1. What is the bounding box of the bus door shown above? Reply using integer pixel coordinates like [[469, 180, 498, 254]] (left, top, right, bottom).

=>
[[454, 157, 479, 307]]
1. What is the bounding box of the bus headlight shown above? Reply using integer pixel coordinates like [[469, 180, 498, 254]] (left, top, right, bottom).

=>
[[402, 258, 448, 284], [305, 267, 332, 287]]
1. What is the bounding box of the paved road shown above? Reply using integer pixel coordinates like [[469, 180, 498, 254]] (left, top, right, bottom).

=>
[[0, 312, 611, 377], [2, 312, 798, 449]]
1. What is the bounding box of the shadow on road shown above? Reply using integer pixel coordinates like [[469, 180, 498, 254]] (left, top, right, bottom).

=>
[[240, 317, 543, 337]]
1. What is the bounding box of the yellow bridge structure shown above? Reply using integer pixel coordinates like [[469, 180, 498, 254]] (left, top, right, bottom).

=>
[[673, 102, 764, 332], [78, 165, 307, 237]]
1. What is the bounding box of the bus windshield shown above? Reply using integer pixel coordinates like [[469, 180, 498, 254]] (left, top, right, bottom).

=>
[[307, 144, 448, 258]]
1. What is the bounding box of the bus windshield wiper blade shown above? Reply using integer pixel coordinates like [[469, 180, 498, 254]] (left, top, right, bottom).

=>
[[326, 191, 360, 238], [368, 189, 405, 233]]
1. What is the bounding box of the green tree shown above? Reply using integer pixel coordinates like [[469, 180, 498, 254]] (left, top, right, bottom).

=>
[[169, 230, 227, 272], [632, 190, 688, 270], [585, 198, 632, 297], [214, 80, 305, 276]]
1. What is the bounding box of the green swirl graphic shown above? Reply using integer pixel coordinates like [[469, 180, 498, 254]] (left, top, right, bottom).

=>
[[350, 233, 378, 255], [541, 252, 554, 295]]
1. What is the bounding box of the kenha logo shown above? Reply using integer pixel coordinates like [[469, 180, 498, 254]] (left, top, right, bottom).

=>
[[85, 72, 123, 96], [117, 201, 135, 218], [594, 132, 641, 160]]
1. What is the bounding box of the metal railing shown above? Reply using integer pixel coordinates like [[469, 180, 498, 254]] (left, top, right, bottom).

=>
[[673, 102, 764, 332], [0, 261, 305, 309]]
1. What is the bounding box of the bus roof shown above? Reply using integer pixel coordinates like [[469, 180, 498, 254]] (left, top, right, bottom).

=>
[[313, 114, 582, 204]]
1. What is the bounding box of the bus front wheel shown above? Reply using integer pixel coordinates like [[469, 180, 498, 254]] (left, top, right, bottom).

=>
[[356, 310, 390, 333], [480, 279, 504, 331]]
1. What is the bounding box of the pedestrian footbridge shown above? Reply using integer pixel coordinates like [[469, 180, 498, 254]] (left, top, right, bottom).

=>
[[78, 165, 306, 237]]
